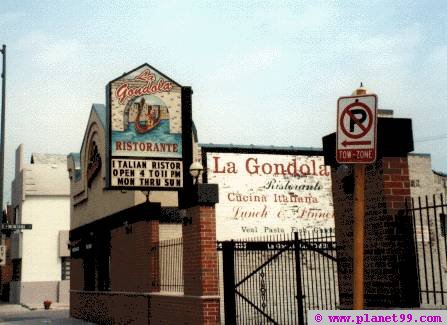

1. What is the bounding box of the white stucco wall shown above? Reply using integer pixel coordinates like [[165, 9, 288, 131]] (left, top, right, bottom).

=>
[[20, 196, 70, 282], [408, 154, 447, 198]]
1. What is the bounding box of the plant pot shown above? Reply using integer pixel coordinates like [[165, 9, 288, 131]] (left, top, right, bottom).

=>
[[43, 302, 51, 310]]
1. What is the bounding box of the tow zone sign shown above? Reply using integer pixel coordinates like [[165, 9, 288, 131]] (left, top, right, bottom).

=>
[[336, 94, 377, 164]]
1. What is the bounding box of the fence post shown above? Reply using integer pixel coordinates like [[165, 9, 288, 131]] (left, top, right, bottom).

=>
[[294, 232, 305, 325], [223, 240, 236, 325]]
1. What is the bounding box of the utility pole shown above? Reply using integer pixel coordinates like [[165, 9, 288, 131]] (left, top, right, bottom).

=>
[[0, 45, 5, 217], [0, 45, 5, 249]]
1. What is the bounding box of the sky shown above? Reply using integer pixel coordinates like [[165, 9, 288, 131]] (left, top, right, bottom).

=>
[[0, 0, 446, 204]]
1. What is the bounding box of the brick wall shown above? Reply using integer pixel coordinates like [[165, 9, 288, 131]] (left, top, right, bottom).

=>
[[70, 201, 220, 324], [333, 157, 419, 308], [70, 290, 150, 324], [150, 294, 219, 325], [383, 157, 410, 215], [110, 220, 159, 292]]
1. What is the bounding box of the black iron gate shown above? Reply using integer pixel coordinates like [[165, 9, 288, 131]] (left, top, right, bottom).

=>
[[218, 230, 338, 325], [408, 194, 447, 307]]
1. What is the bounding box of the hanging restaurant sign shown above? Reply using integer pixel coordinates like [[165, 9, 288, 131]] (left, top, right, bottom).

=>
[[106, 64, 192, 190]]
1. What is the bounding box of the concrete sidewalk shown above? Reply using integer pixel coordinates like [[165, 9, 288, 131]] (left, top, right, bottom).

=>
[[21, 302, 69, 311], [0, 302, 69, 313], [0, 303, 29, 314], [0, 303, 96, 324]]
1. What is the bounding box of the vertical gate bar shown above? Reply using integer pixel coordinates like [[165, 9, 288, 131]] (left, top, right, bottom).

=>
[[256, 238, 260, 324], [412, 198, 422, 303], [309, 230, 316, 309], [316, 230, 324, 308], [322, 229, 329, 309], [330, 230, 338, 308], [418, 196, 429, 303], [170, 239, 174, 291], [170, 240, 173, 290], [223, 241, 236, 325], [262, 235, 266, 322], [441, 194, 447, 303], [242, 244, 247, 324], [290, 234, 296, 324], [286, 233, 292, 324], [281, 235, 295, 324], [163, 241, 167, 290], [301, 231, 310, 315], [275, 235, 288, 323], [247, 250, 250, 324], [272, 234, 276, 322], [295, 232, 305, 325], [279, 235, 285, 323], [272, 236, 279, 323], [324, 230, 332, 309], [330, 231, 336, 308], [279, 235, 286, 321], [433, 194, 444, 305], [284, 234, 289, 324], [244, 244, 249, 325], [426, 196, 436, 304], [247, 246, 251, 324], [262, 237, 271, 322]]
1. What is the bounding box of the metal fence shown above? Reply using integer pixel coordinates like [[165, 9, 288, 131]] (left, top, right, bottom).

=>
[[218, 229, 338, 325], [152, 237, 184, 292], [408, 194, 447, 307]]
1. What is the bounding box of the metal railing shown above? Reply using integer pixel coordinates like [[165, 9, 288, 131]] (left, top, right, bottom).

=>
[[152, 237, 184, 292], [408, 194, 447, 307]]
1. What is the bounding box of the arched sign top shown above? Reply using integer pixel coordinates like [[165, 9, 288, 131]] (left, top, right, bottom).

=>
[[336, 95, 377, 164]]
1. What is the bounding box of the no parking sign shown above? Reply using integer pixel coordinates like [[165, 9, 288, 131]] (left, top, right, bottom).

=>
[[336, 94, 377, 163]]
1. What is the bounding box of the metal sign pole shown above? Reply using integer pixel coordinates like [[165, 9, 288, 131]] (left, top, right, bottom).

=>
[[0, 45, 5, 214], [337, 85, 376, 309], [353, 163, 365, 309]]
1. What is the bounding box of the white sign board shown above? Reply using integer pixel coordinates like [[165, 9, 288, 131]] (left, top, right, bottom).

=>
[[0, 245, 5, 266], [110, 158, 183, 188], [205, 151, 334, 240], [336, 94, 377, 163]]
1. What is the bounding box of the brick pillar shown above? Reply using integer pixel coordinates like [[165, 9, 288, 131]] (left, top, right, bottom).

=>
[[323, 117, 419, 308], [383, 157, 410, 215], [182, 184, 220, 324]]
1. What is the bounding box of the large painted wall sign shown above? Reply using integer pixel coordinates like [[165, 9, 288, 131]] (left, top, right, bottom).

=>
[[202, 147, 335, 240]]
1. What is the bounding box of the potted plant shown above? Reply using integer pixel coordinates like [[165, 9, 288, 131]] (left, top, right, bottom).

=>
[[43, 300, 52, 310]]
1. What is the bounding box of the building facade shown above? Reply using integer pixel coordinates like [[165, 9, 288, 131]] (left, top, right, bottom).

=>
[[408, 153, 447, 198], [67, 65, 219, 324], [9, 144, 70, 305]]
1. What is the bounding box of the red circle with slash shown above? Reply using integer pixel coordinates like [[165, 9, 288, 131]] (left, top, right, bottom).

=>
[[340, 102, 373, 139]]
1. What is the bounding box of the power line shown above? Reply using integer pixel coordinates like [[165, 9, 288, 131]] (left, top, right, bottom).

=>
[[415, 134, 447, 143]]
